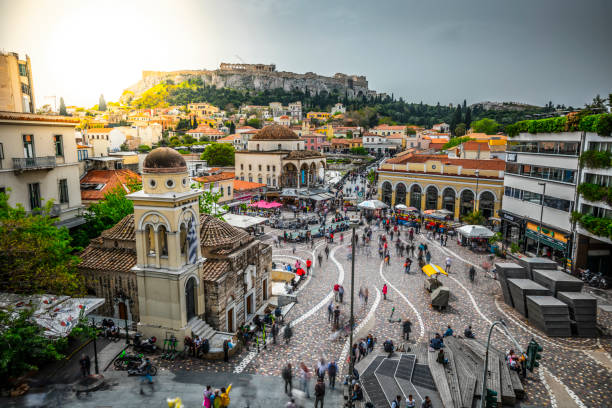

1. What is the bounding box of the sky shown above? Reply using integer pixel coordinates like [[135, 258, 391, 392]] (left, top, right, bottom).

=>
[[1, 0, 611, 109]]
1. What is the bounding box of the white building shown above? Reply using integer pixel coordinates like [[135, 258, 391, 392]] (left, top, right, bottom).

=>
[[331, 103, 346, 115], [501, 132, 580, 264], [0, 112, 84, 228], [362, 132, 399, 156]]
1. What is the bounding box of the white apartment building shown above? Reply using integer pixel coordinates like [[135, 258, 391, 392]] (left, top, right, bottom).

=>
[[362, 132, 399, 156], [0, 112, 84, 228], [501, 132, 580, 264]]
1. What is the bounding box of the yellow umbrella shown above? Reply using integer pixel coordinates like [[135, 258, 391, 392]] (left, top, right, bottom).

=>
[[421, 263, 448, 277]]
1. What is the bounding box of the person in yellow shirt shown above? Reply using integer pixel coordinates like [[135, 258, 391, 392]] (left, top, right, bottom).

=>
[[220, 384, 232, 407]]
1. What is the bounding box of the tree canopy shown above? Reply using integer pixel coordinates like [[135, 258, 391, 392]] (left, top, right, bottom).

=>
[[200, 143, 235, 166], [99, 94, 107, 111], [59, 97, 67, 116], [471, 118, 500, 134], [0, 193, 84, 296]]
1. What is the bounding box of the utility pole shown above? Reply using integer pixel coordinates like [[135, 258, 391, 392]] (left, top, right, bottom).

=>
[[347, 221, 358, 407]]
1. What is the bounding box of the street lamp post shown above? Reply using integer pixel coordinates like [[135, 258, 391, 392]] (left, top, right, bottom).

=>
[[536, 182, 546, 256], [474, 169, 480, 214], [90, 319, 100, 374], [347, 221, 358, 407]]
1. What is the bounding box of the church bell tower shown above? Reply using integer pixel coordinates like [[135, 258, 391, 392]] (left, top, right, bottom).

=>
[[128, 147, 204, 343]]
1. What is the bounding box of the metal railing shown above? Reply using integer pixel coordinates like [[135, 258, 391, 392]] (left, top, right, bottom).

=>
[[12, 156, 56, 170]]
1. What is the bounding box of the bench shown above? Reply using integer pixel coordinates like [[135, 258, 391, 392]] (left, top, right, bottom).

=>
[[428, 348, 455, 408]]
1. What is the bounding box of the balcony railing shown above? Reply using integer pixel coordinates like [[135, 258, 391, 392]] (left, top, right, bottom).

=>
[[13, 156, 56, 171]]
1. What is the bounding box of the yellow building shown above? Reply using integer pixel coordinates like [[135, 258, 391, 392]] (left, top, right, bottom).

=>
[[0, 51, 35, 113], [193, 171, 235, 203], [307, 111, 330, 121], [377, 153, 505, 220], [188, 103, 220, 117]]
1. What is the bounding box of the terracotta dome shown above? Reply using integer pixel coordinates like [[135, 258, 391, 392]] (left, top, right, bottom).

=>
[[143, 147, 187, 173], [251, 124, 299, 141]]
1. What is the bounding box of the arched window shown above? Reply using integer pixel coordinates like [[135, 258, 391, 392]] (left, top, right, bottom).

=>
[[442, 188, 456, 213], [410, 185, 422, 209], [145, 224, 155, 255], [180, 224, 187, 256], [395, 183, 407, 206], [381, 182, 393, 205], [460, 190, 475, 216], [425, 186, 438, 210], [479, 191, 495, 219], [158, 225, 168, 257]]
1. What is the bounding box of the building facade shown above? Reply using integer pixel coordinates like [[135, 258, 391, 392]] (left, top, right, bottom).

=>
[[377, 153, 505, 220], [500, 132, 580, 263], [0, 52, 35, 113], [0, 112, 84, 228], [234, 125, 326, 189], [79, 148, 272, 344]]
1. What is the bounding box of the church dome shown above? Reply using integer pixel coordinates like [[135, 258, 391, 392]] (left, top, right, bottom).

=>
[[251, 124, 299, 141], [143, 147, 187, 173]]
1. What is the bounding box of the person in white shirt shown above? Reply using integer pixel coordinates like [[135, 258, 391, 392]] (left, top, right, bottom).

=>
[[445, 257, 452, 273]]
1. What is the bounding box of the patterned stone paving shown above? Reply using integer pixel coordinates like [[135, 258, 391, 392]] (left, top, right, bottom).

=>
[[154, 210, 612, 406]]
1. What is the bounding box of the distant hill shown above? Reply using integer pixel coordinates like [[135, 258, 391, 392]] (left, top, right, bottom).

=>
[[471, 101, 542, 111]]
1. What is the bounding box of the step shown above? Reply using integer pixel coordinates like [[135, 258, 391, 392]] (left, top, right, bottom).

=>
[[375, 359, 402, 405], [361, 374, 390, 407], [411, 364, 437, 390], [362, 355, 386, 378], [395, 354, 416, 381], [441, 349, 462, 407], [427, 349, 454, 408]]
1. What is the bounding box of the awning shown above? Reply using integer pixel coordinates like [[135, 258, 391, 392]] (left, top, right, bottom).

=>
[[223, 213, 268, 229], [525, 230, 567, 251]]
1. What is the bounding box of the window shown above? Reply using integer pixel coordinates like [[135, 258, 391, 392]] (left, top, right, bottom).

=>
[[241, 163, 244, 170], [248, 164, 252, 170], [585, 173, 612, 187], [522, 190, 541, 204], [588, 142, 612, 152], [278, 144, 282, 150], [272, 165, 276, 172], [258, 165, 262, 171], [28, 183, 41, 210], [23, 135, 34, 158], [248, 175, 253, 182], [54, 135, 63, 156], [227, 186, 231, 195], [19, 63, 27, 76], [266, 165, 270, 171], [59, 179, 69, 204]]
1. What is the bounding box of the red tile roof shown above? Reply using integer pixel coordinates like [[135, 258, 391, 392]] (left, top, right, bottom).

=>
[[459, 141, 490, 151], [386, 153, 505, 170], [80, 169, 141, 201], [233, 179, 267, 191], [194, 172, 235, 184]]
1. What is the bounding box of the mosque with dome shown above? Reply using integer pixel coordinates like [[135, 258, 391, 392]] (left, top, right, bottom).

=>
[[79, 147, 272, 346]]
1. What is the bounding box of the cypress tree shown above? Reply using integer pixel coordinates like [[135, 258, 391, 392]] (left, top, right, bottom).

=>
[[464, 107, 472, 128], [99, 94, 107, 111], [59, 97, 67, 116]]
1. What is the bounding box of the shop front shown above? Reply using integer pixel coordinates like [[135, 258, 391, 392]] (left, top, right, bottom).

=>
[[500, 210, 525, 250], [524, 222, 570, 264]]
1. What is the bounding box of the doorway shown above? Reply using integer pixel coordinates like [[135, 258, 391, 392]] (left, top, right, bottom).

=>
[[262, 278, 268, 301], [118, 302, 127, 320], [186, 277, 196, 321], [246, 293, 254, 315], [227, 307, 234, 332]]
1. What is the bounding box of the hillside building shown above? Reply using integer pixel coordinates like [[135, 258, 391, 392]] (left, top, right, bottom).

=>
[[0, 51, 35, 113]]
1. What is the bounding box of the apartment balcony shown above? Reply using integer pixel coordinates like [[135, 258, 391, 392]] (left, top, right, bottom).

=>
[[13, 156, 56, 171]]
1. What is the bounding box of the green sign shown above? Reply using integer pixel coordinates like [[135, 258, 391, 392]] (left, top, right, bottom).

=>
[[525, 230, 566, 251]]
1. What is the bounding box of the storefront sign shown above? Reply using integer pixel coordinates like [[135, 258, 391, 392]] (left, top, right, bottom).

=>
[[526, 222, 568, 243]]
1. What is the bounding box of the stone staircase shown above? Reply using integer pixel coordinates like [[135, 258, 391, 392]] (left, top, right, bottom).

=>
[[188, 318, 216, 341]]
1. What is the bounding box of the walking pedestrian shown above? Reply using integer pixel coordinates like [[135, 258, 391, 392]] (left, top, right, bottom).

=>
[[391, 395, 402, 408], [403, 318, 412, 341], [382, 284, 388, 300], [220, 384, 232, 408], [327, 360, 338, 389], [445, 256, 452, 273], [284, 324, 293, 345], [79, 354, 91, 377], [317, 253, 323, 266], [316, 359, 327, 380], [333, 305, 340, 329], [139, 357, 154, 394], [425, 250, 431, 264], [306, 258, 312, 275], [333, 283, 339, 301], [282, 363, 293, 395], [272, 322, 279, 344], [364, 287, 369, 306], [325, 246, 330, 259], [299, 363, 311, 398], [469, 265, 476, 282], [203, 385, 213, 408], [314, 378, 325, 408], [338, 285, 344, 303], [223, 339, 230, 362], [327, 301, 334, 322]]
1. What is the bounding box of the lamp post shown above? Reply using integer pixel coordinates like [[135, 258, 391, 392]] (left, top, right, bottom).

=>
[[481, 320, 526, 407], [347, 220, 359, 407], [536, 182, 546, 256], [474, 169, 480, 214], [90, 319, 100, 374]]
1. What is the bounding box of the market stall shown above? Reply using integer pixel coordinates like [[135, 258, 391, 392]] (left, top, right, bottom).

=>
[[396, 205, 420, 226], [457, 224, 495, 251]]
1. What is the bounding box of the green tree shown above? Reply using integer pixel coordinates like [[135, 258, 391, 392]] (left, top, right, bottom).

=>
[[471, 118, 500, 134], [461, 210, 486, 225], [99, 94, 107, 111], [464, 107, 472, 127], [442, 136, 472, 150], [0, 309, 67, 384], [228, 121, 236, 134], [346, 130, 353, 139], [200, 143, 235, 166], [406, 127, 416, 136], [454, 123, 467, 137], [246, 118, 261, 129], [450, 105, 462, 135], [367, 169, 376, 186], [176, 118, 191, 131], [137, 144, 151, 153], [59, 97, 67, 116], [195, 185, 228, 219], [350, 146, 368, 155], [0, 192, 84, 295]]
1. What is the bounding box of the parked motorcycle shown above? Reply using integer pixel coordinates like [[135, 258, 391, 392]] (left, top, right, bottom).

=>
[[127, 365, 158, 376], [133, 333, 157, 353], [113, 350, 144, 371]]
